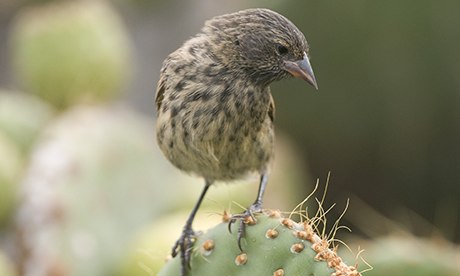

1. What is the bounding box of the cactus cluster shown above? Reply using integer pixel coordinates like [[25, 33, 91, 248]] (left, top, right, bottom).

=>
[[159, 210, 361, 276]]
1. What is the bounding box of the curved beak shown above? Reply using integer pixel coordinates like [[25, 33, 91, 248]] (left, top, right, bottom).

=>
[[284, 52, 318, 90]]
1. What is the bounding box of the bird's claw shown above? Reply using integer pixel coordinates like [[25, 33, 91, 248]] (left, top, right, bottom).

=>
[[227, 203, 263, 252], [172, 227, 196, 275]]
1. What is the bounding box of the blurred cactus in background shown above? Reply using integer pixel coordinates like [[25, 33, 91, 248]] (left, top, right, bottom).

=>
[[342, 235, 460, 276], [15, 106, 164, 275], [10, 1, 132, 109], [0, 91, 53, 153]]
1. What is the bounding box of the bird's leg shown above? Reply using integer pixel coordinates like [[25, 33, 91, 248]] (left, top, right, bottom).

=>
[[172, 180, 211, 276], [229, 172, 269, 251]]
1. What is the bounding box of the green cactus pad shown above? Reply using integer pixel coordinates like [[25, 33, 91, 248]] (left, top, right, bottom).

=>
[[159, 211, 360, 276], [10, 1, 132, 109]]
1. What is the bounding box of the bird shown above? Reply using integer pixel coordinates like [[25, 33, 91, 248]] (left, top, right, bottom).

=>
[[155, 8, 317, 275]]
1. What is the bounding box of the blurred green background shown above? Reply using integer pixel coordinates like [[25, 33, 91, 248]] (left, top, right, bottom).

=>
[[0, 0, 459, 275]]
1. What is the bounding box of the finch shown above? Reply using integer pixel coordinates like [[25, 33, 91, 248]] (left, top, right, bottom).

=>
[[155, 8, 317, 275]]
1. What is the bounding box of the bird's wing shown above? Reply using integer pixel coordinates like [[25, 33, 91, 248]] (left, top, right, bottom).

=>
[[268, 92, 275, 122], [155, 68, 168, 113]]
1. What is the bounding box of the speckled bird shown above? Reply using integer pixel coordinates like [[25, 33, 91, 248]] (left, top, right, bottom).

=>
[[155, 8, 318, 275]]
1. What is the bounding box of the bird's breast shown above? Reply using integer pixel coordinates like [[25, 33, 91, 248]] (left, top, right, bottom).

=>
[[156, 79, 274, 180]]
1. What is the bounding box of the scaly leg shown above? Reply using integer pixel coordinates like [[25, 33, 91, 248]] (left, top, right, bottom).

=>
[[172, 180, 212, 275]]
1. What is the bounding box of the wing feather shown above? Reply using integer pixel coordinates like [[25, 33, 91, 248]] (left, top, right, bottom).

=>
[[268, 92, 275, 122]]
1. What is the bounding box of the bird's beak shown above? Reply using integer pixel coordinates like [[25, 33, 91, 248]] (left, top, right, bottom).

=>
[[284, 52, 318, 90]]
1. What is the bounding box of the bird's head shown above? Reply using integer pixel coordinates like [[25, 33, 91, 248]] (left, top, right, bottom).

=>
[[203, 8, 318, 89]]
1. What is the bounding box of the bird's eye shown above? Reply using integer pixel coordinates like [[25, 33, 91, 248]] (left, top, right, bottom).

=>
[[277, 44, 289, 55]]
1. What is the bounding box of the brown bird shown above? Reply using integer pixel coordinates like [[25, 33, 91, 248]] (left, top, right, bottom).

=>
[[155, 8, 317, 275]]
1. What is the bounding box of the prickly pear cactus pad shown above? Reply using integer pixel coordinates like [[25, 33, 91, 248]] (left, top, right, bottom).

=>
[[158, 210, 361, 276], [10, 1, 132, 109]]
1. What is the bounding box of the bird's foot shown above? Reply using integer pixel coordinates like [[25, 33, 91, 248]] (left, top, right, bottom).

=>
[[228, 203, 263, 252], [172, 226, 196, 276]]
